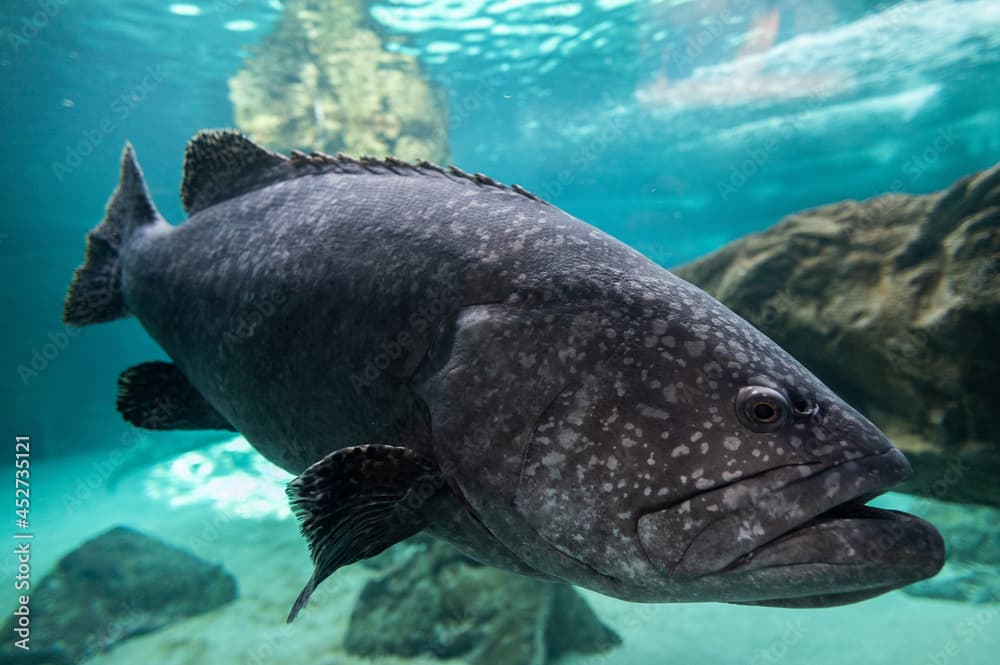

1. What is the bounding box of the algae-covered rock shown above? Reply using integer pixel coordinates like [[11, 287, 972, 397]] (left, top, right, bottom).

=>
[[344, 539, 621, 665], [1, 526, 237, 664], [229, 0, 448, 163], [675, 163, 1000, 507]]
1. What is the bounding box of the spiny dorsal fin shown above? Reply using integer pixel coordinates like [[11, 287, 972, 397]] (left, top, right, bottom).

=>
[[181, 129, 291, 214], [180, 129, 547, 214]]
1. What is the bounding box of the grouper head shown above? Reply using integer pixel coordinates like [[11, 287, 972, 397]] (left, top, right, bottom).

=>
[[514, 275, 944, 607]]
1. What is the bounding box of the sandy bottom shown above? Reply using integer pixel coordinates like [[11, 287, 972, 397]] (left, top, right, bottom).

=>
[[12, 442, 998, 665]]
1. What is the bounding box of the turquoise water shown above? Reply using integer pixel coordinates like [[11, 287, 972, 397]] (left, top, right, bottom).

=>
[[2, 1, 998, 663]]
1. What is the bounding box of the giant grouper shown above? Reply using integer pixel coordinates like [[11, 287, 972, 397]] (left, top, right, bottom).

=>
[[63, 130, 944, 621]]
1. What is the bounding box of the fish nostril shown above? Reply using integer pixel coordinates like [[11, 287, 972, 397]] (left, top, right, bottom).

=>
[[792, 399, 816, 417]]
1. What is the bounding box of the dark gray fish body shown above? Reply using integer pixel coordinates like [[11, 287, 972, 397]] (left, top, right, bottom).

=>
[[65, 131, 943, 619]]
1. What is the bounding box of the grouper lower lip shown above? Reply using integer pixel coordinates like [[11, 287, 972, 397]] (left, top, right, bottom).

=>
[[637, 448, 937, 583], [719, 506, 945, 607]]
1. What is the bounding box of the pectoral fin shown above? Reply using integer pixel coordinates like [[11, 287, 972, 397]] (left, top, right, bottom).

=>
[[285, 444, 445, 622]]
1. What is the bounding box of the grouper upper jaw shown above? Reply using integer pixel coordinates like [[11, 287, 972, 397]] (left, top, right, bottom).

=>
[[637, 447, 922, 581]]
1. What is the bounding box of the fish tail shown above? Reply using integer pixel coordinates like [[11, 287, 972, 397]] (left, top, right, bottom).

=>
[[63, 143, 162, 326]]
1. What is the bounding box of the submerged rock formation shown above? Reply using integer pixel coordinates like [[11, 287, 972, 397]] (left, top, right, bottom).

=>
[[229, 0, 448, 163], [675, 163, 1000, 508], [1, 526, 237, 664], [344, 538, 621, 665]]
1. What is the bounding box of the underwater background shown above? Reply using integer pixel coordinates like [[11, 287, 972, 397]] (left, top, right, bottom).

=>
[[1, 0, 998, 664]]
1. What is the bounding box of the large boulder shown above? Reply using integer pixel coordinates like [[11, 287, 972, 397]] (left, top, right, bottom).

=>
[[1, 526, 237, 664], [344, 538, 621, 665], [675, 163, 1000, 507], [229, 0, 449, 163]]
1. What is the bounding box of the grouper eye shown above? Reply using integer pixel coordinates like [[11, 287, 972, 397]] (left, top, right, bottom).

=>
[[736, 386, 789, 433]]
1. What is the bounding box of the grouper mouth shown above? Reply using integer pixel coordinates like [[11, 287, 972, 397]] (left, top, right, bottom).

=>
[[637, 448, 945, 607]]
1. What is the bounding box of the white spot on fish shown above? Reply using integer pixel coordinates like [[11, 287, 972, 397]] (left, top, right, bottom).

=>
[[824, 471, 841, 498], [684, 340, 706, 357], [639, 404, 671, 420], [542, 451, 566, 466]]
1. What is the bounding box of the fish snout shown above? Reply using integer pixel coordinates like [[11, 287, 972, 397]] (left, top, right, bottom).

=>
[[799, 398, 900, 466]]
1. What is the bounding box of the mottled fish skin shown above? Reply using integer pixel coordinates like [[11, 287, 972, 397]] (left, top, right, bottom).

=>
[[80, 133, 943, 609], [414, 256, 920, 602], [121, 157, 657, 471]]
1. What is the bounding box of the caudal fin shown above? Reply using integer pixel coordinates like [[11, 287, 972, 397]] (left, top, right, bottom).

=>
[[63, 143, 162, 326]]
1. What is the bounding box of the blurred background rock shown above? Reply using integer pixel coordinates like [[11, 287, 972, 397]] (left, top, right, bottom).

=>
[[229, 0, 449, 163]]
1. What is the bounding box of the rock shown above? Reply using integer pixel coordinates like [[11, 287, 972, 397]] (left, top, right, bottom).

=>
[[229, 0, 449, 163], [1, 526, 237, 664], [674, 163, 1000, 507], [344, 538, 621, 665]]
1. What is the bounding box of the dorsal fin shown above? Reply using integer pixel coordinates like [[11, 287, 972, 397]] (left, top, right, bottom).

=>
[[180, 129, 548, 214], [181, 129, 291, 214]]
